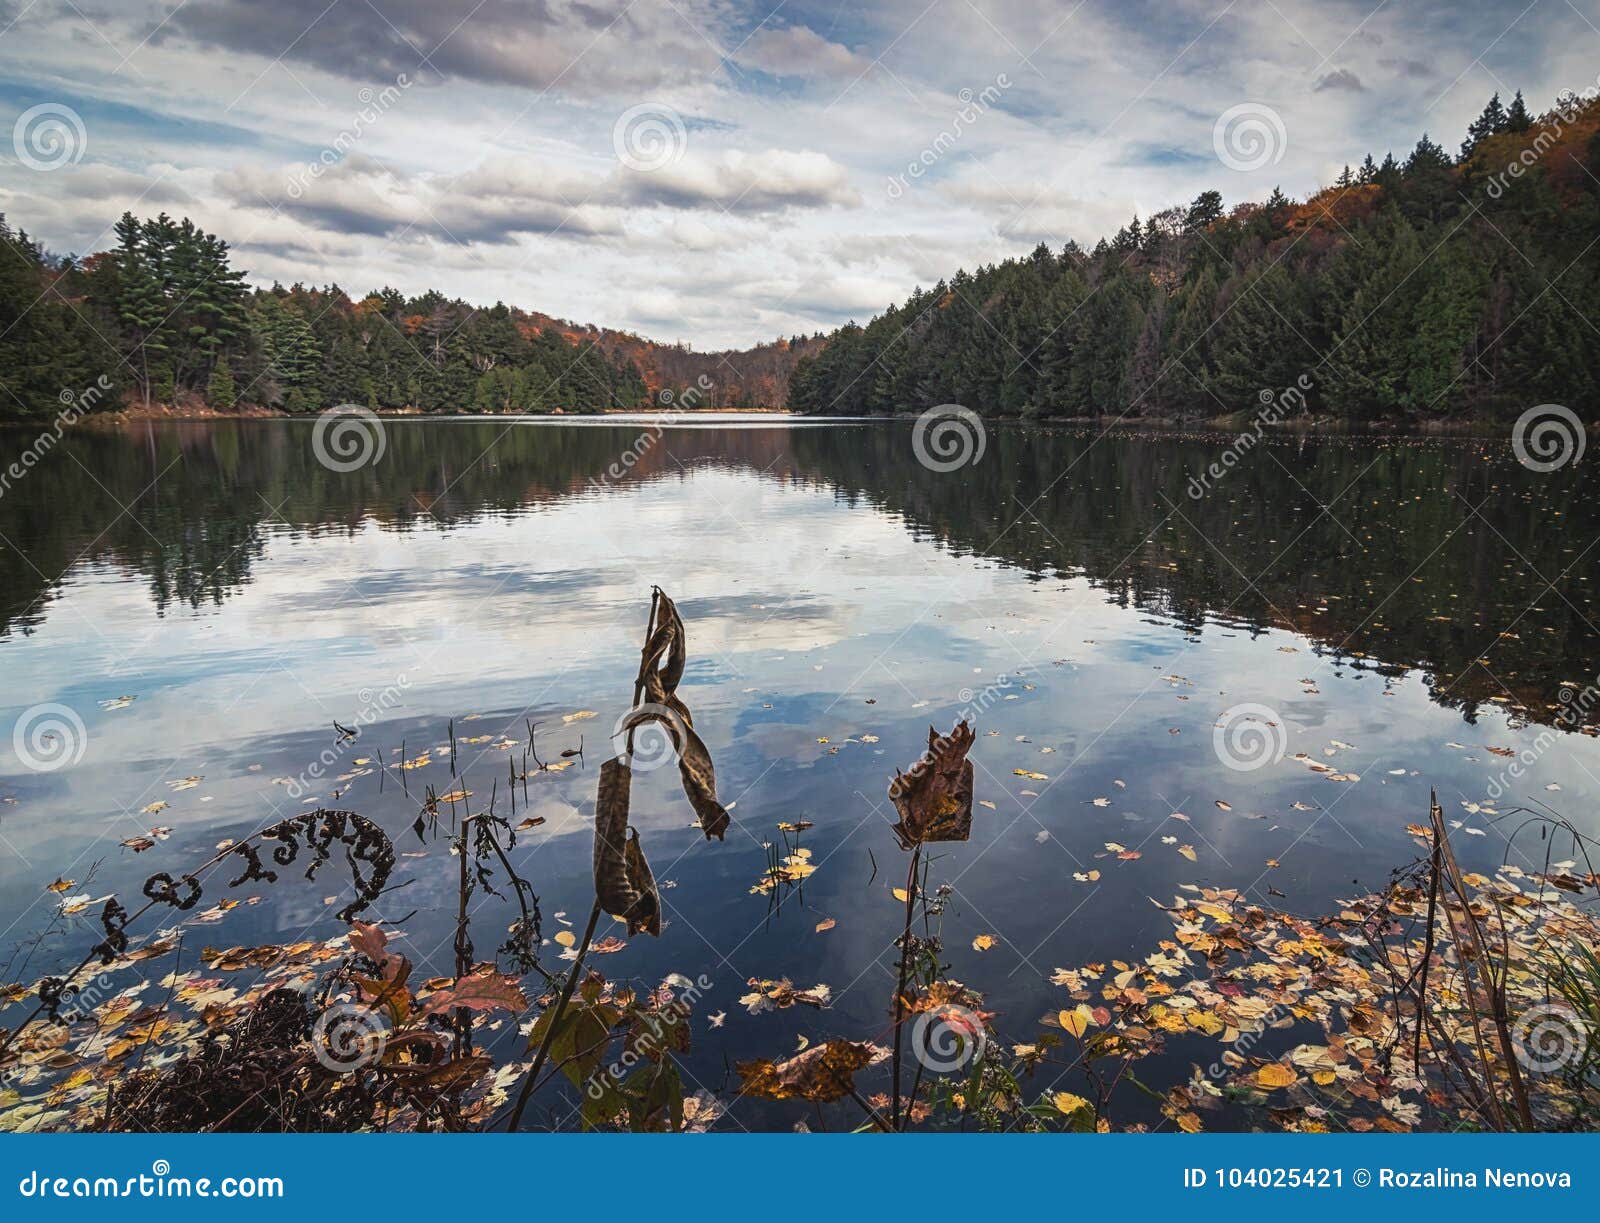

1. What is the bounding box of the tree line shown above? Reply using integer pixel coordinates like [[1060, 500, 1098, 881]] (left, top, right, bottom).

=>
[[789, 90, 1600, 423], [0, 212, 821, 421]]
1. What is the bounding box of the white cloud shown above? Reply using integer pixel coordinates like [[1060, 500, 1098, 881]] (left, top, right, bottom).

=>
[[619, 148, 860, 212], [0, 0, 1581, 347], [733, 26, 867, 78]]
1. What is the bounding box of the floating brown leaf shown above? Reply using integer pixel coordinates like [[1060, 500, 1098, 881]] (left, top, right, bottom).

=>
[[592, 758, 661, 937], [887, 720, 975, 848], [735, 1039, 887, 1103], [421, 964, 529, 1015], [200, 945, 286, 972]]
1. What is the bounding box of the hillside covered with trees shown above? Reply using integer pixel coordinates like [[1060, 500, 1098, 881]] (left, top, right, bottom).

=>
[[789, 90, 1600, 423], [0, 214, 821, 421]]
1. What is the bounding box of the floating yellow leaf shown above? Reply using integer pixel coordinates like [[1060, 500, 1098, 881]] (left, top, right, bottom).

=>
[[1255, 1063, 1297, 1089], [1057, 1004, 1094, 1038]]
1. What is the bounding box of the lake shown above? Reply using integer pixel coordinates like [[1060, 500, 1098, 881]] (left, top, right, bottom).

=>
[[2, 415, 1597, 1129]]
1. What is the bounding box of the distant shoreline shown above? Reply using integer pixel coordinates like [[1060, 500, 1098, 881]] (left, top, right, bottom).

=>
[[1, 404, 1535, 441], [2, 390, 1563, 439]]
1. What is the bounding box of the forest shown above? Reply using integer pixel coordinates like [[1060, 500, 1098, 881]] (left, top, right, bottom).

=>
[[0, 213, 820, 421], [789, 90, 1600, 423], [3, 90, 1597, 425]]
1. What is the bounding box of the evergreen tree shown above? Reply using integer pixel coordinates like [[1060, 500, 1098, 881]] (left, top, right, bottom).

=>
[[1505, 90, 1533, 133], [1184, 190, 1224, 232], [110, 212, 166, 404], [0, 217, 113, 417], [1461, 93, 1508, 160], [206, 356, 237, 409]]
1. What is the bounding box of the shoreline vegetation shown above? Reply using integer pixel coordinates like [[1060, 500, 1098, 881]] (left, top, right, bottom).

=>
[[0, 213, 819, 426], [789, 90, 1600, 427], [4, 91, 1598, 433], [18, 404, 1566, 442], [2, 592, 1597, 1133]]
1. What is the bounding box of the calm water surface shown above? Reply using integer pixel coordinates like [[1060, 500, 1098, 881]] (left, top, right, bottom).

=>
[[1, 416, 1596, 1125]]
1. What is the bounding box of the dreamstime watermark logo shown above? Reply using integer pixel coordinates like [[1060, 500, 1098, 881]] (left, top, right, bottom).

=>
[[1512, 1002, 1591, 1074], [1481, 674, 1600, 802], [1212, 102, 1286, 172], [612, 702, 687, 772], [13, 102, 86, 171], [891, 678, 1008, 801], [613, 103, 687, 172], [0, 971, 117, 1089], [48, 971, 118, 1026], [957, 674, 1012, 710], [283, 676, 412, 800], [911, 1003, 988, 1073], [887, 73, 1011, 199], [588, 411, 676, 489], [1557, 675, 1600, 730], [654, 374, 715, 412], [1188, 374, 1312, 499], [1200, 1001, 1292, 1083], [1483, 85, 1600, 199], [11, 703, 88, 773], [1212, 702, 1286, 772], [286, 74, 411, 199], [1485, 724, 1562, 802], [586, 377, 712, 493], [584, 973, 713, 1100], [1512, 403, 1585, 472], [310, 1002, 388, 1072], [312, 404, 387, 472], [16, 1158, 284, 1199], [0, 374, 114, 501], [912, 404, 986, 472]]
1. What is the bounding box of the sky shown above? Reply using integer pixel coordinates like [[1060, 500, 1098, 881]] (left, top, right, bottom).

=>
[[0, 0, 1593, 349]]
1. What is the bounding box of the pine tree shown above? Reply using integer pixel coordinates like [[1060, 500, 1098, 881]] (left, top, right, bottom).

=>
[[111, 212, 166, 404], [1460, 93, 1508, 160], [206, 356, 237, 409], [1207, 263, 1315, 408], [1404, 240, 1488, 409], [0, 217, 113, 417], [1322, 212, 1427, 418], [1375, 152, 1401, 192], [1505, 90, 1533, 133], [253, 296, 323, 405]]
